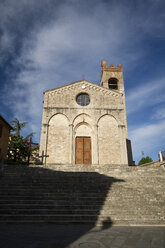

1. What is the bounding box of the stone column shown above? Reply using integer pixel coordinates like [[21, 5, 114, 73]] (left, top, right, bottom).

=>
[[39, 123, 48, 165], [118, 125, 128, 165], [72, 127, 76, 165], [69, 124, 73, 164], [94, 124, 99, 165], [44, 123, 49, 166]]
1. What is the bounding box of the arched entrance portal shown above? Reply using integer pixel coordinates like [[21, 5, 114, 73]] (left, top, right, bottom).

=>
[[75, 123, 92, 165]]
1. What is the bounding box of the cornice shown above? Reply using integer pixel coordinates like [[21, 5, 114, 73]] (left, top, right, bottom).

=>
[[44, 80, 121, 98]]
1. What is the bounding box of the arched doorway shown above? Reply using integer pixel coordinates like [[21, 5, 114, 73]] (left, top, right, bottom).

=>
[[75, 123, 92, 165]]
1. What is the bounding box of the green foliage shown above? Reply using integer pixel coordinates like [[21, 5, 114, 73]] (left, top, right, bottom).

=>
[[10, 118, 27, 136], [7, 118, 37, 164], [7, 134, 29, 163], [138, 156, 153, 165]]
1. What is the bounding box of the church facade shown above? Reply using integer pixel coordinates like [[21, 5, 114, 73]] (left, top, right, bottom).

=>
[[40, 60, 132, 165]]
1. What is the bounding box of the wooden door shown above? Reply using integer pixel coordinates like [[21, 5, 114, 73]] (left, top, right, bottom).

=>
[[75, 137, 91, 164], [75, 137, 84, 164], [83, 137, 91, 164]]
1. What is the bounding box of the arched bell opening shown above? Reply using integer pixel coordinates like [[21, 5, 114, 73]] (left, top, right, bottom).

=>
[[108, 78, 118, 90]]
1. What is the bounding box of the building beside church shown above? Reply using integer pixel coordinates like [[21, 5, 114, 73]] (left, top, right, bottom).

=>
[[0, 115, 13, 159], [40, 60, 133, 165]]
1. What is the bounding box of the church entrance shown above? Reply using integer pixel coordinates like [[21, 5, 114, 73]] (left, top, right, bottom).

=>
[[75, 137, 91, 164]]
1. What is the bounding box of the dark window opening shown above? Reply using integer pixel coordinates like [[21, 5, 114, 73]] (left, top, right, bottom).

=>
[[108, 78, 118, 90], [76, 93, 90, 106]]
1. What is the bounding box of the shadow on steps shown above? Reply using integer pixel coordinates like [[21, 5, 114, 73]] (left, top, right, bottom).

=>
[[0, 164, 124, 247]]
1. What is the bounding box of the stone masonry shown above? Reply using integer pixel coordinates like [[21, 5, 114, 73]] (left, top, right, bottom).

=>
[[40, 60, 130, 165], [0, 162, 164, 225]]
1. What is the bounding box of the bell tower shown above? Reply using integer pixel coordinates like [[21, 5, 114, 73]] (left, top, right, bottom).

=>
[[100, 60, 134, 166], [100, 60, 124, 93]]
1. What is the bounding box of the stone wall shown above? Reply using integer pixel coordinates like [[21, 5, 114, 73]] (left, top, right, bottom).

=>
[[98, 115, 121, 164], [46, 114, 70, 164], [40, 79, 128, 165]]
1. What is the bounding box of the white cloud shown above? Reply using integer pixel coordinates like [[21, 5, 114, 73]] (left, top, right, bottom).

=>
[[1, 0, 165, 143], [126, 76, 165, 162], [126, 77, 165, 115], [151, 107, 165, 120], [2, 2, 143, 136], [130, 120, 165, 162]]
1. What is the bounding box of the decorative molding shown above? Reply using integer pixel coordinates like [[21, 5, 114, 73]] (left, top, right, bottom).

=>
[[44, 107, 124, 111], [45, 81, 120, 98]]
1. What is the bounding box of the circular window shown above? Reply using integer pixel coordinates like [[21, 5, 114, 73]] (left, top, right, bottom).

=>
[[76, 93, 90, 106]]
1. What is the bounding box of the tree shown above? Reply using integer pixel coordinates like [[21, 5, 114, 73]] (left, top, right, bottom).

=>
[[7, 118, 36, 164], [138, 156, 153, 165], [10, 118, 27, 136], [7, 134, 29, 163]]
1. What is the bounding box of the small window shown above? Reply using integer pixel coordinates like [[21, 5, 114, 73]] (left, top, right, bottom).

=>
[[0, 124, 3, 138], [76, 93, 90, 106], [108, 78, 118, 90]]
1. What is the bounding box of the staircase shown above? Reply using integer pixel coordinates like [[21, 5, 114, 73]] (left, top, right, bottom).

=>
[[0, 163, 164, 226]]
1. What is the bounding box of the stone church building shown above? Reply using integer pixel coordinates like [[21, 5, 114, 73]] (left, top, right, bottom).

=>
[[40, 60, 133, 165]]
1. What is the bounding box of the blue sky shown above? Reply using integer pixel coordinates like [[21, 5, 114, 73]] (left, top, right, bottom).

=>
[[0, 0, 165, 163]]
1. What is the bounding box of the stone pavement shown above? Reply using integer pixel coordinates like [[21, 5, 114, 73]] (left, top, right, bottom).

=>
[[0, 224, 165, 248]]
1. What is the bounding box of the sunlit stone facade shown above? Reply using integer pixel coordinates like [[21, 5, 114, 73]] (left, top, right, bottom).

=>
[[40, 60, 130, 165]]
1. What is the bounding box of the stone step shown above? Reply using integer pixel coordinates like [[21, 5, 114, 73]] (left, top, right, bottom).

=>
[[0, 204, 163, 212], [0, 209, 163, 216], [0, 201, 162, 210], [0, 197, 162, 206], [0, 219, 163, 226], [0, 163, 164, 225], [0, 192, 110, 196], [0, 200, 107, 205], [0, 179, 111, 183], [0, 214, 164, 223], [0, 195, 109, 201]]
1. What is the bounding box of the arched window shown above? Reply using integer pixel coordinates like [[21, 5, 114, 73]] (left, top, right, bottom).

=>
[[108, 78, 118, 90]]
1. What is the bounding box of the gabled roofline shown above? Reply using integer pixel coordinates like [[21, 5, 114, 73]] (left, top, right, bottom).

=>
[[44, 79, 120, 95], [44, 79, 96, 94], [0, 115, 13, 129]]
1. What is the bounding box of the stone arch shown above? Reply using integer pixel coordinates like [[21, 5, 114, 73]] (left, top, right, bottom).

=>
[[46, 113, 70, 164], [97, 113, 118, 125], [73, 114, 94, 165], [74, 123, 92, 164], [73, 113, 93, 128], [48, 113, 70, 124], [75, 122, 92, 137], [98, 114, 121, 164]]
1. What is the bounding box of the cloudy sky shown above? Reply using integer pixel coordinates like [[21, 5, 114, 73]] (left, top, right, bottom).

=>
[[0, 0, 165, 163]]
